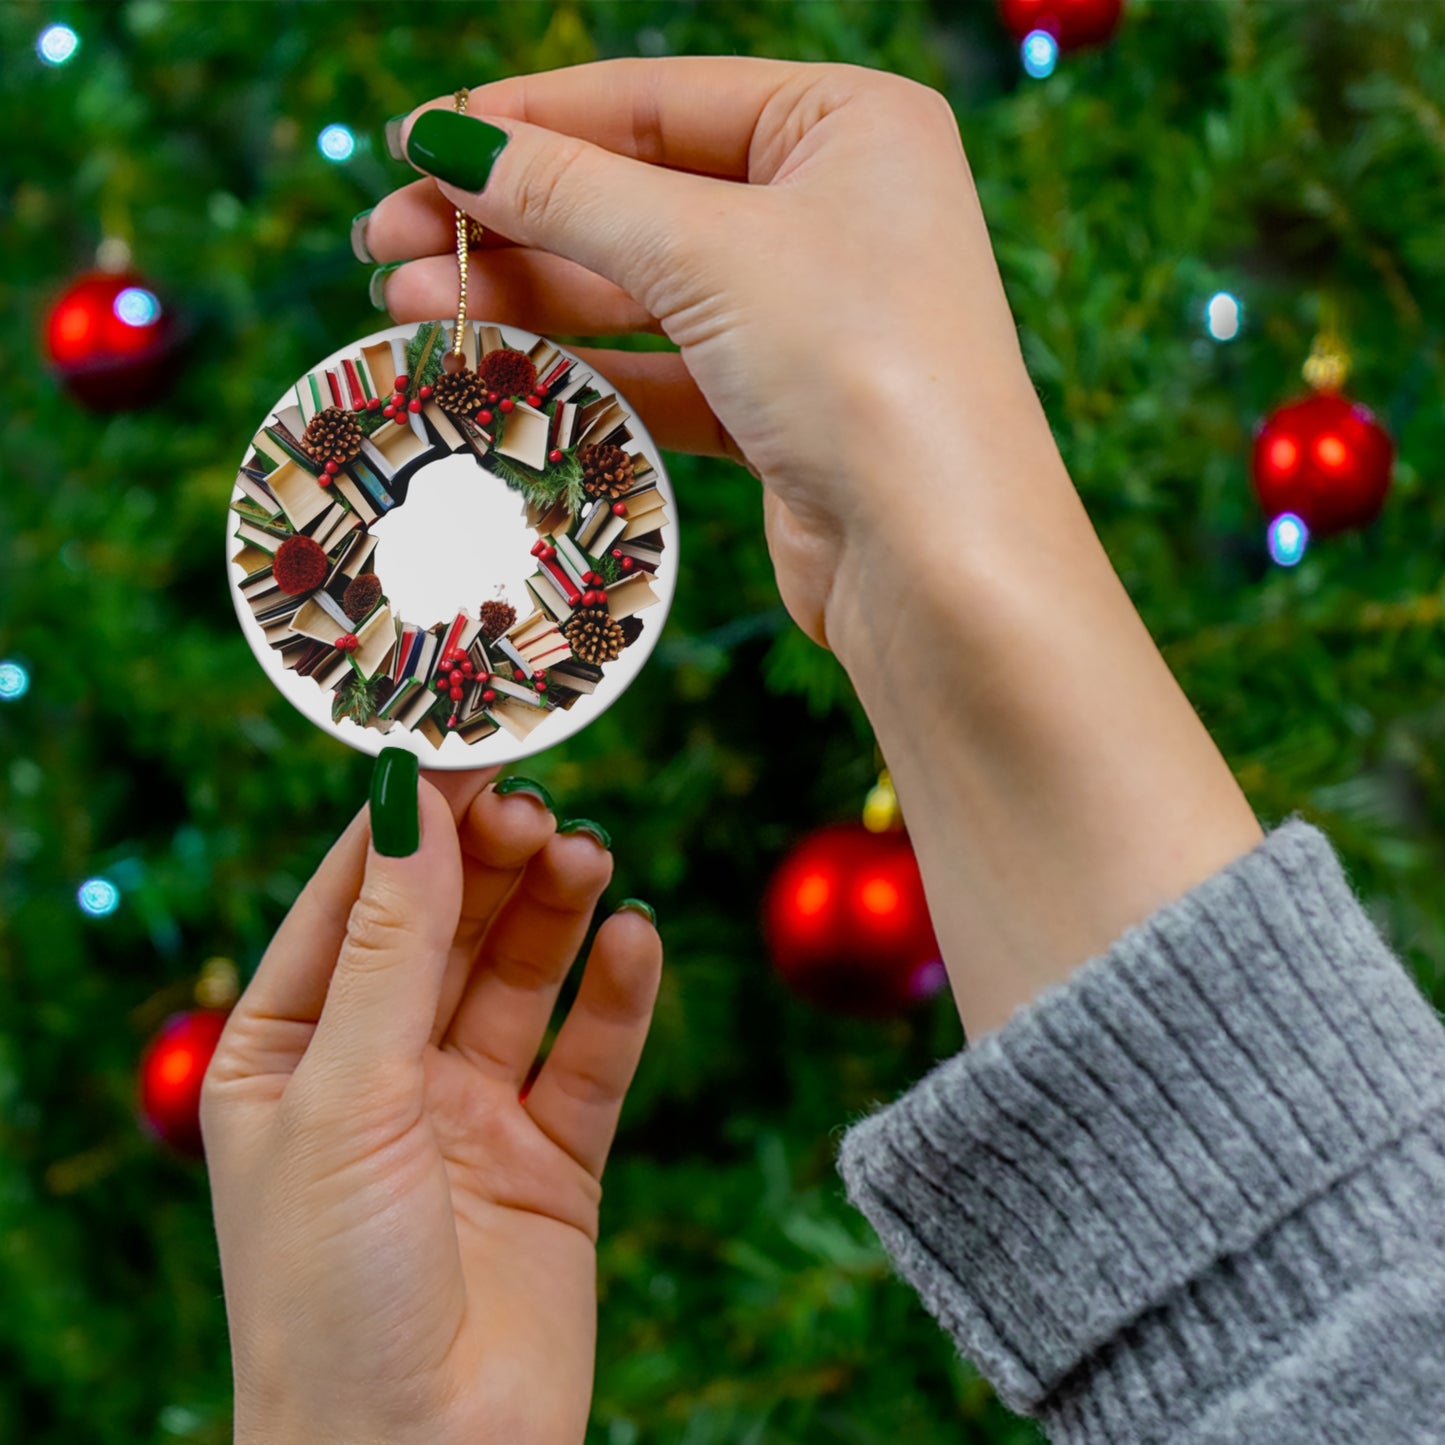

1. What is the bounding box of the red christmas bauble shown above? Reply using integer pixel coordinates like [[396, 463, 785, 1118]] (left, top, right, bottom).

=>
[[44, 270, 180, 411], [1251, 391, 1393, 537], [763, 822, 945, 1016], [998, 0, 1124, 48], [137, 1008, 229, 1157]]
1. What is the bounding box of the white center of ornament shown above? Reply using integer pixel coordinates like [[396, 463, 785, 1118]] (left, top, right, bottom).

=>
[[370, 453, 535, 631]]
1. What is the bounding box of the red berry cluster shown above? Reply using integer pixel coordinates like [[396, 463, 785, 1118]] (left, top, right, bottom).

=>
[[610, 547, 636, 573], [579, 570, 609, 608], [355, 373, 436, 429], [334, 633, 360, 653], [530, 539, 558, 562]]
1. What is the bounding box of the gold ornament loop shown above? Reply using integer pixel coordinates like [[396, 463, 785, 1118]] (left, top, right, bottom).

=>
[[448, 87, 481, 360]]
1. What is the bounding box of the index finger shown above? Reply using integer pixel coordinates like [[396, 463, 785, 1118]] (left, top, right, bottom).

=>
[[395, 55, 811, 182]]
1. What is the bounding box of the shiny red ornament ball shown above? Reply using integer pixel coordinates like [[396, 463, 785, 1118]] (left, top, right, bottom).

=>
[[997, 0, 1124, 48], [1251, 392, 1394, 537], [763, 823, 945, 1016], [44, 270, 180, 411], [137, 1008, 230, 1156]]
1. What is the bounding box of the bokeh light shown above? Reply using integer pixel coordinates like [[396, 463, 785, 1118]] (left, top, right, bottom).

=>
[[1205, 291, 1242, 341], [0, 660, 29, 701], [113, 287, 161, 328], [1021, 30, 1059, 79], [1267, 512, 1309, 568], [37, 24, 79, 66], [77, 878, 121, 917], [317, 123, 356, 162]]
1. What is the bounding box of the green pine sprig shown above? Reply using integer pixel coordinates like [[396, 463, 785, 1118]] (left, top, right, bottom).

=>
[[488, 441, 585, 516], [332, 672, 383, 726], [404, 322, 448, 396], [597, 551, 624, 585]]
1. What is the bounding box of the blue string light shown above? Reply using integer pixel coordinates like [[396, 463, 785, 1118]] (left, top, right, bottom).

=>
[[78, 878, 121, 917], [1267, 512, 1309, 567], [318, 124, 357, 162], [0, 660, 29, 701], [37, 24, 79, 66], [114, 287, 162, 328], [1021, 30, 1059, 79]]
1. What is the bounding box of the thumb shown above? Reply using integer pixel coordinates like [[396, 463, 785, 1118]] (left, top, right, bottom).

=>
[[398, 106, 746, 318], [303, 748, 462, 1089]]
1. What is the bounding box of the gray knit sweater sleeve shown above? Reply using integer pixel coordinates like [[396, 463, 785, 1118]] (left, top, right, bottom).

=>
[[836, 821, 1445, 1443]]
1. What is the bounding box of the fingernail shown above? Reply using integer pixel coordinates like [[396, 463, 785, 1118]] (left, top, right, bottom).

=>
[[617, 898, 656, 927], [405, 110, 510, 192], [559, 818, 611, 850], [370, 747, 420, 857], [384, 113, 409, 162], [369, 261, 404, 311], [350, 208, 375, 264], [493, 775, 555, 813]]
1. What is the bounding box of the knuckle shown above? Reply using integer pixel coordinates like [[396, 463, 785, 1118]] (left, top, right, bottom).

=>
[[339, 892, 414, 971], [512, 135, 590, 233]]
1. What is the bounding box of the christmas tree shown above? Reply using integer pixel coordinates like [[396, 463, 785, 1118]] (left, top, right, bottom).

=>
[[2, 3, 1443, 1441]]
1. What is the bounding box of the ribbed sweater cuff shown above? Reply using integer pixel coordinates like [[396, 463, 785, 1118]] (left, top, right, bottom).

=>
[[836, 820, 1445, 1427]]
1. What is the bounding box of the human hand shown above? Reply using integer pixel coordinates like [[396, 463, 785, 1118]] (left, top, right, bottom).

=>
[[361, 57, 1052, 654], [201, 756, 661, 1445]]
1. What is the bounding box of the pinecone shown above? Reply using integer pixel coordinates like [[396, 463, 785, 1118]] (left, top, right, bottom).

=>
[[478, 599, 516, 641], [562, 604, 625, 666], [478, 347, 538, 399], [579, 443, 634, 499], [432, 367, 485, 418], [342, 572, 383, 621], [301, 407, 363, 467]]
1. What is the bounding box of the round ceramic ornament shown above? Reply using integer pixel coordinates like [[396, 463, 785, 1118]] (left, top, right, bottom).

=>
[[225, 318, 676, 766]]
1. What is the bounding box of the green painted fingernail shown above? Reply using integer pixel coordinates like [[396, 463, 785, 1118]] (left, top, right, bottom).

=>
[[370, 747, 419, 857], [350, 208, 375, 264], [405, 110, 510, 192], [559, 818, 611, 850], [617, 898, 656, 926], [494, 776, 555, 813], [384, 113, 409, 162], [369, 261, 404, 311]]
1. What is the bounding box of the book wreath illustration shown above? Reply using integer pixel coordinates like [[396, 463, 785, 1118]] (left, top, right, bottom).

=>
[[227, 320, 673, 761]]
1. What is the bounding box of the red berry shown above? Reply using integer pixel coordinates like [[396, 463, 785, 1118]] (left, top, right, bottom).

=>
[[534, 385, 548, 399], [611, 501, 627, 516], [408, 398, 422, 413], [611, 548, 623, 557], [526, 394, 541, 408], [621, 557, 635, 571], [318, 473, 333, 487], [513, 668, 525, 681], [324, 460, 340, 475], [535, 680, 548, 692], [450, 686, 464, 701], [419, 385, 433, 400], [394, 414, 409, 426], [548, 448, 563, 465], [382, 404, 396, 418], [499, 397, 515, 414], [447, 714, 458, 727], [449, 669, 463, 685], [477, 409, 493, 425], [366, 396, 381, 411], [352, 400, 366, 412], [532, 669, 546, 681], [393, 374, 408, 392], [482, 689, 496, 703], [487, 391, 500, 404]]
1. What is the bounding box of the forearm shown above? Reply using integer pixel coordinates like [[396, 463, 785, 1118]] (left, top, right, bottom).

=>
[[826, 393, 1261, 1039]]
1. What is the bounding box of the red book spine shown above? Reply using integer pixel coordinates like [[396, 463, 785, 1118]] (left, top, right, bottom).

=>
[[540, 558, 582, 606], [442, 611, 468, 658], [324, 369, 345, 408], [340, 359, 365, 409], [541, 358, 572, 390], [394, 626, 418, 684]]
